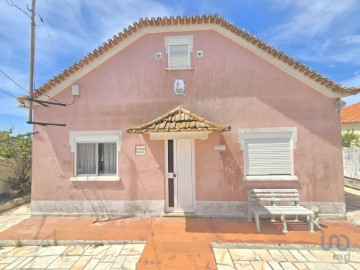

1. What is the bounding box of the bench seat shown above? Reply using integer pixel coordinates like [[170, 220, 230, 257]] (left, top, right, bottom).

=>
[[247, 189, 315, 233]]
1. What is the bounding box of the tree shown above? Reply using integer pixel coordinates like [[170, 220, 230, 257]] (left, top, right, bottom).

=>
[[342, 129, 360, 148], [0, 128, 32, 191]]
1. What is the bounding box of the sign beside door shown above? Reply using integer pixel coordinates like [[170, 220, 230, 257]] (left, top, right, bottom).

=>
[[135, 145, 146, 156]]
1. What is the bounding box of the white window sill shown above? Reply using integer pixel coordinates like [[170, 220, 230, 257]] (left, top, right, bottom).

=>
[[165, 67, 194, 71], [70, 176, 120, 182], [244, 175, 298, 181]]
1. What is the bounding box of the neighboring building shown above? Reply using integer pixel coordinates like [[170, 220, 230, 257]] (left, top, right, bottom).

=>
[[341, 102, 360, 135], [18, 15, 360, 219]]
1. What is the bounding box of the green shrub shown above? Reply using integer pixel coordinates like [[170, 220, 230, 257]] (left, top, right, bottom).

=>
[[342, 129, 360, 148]]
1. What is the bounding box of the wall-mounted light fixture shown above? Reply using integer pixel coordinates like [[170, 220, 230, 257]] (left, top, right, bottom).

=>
[[335, 99, 346, 112], [72, 85, 80, 96]]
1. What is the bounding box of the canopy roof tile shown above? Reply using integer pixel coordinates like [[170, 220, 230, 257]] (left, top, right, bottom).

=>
[[127, 107, 231, 133]]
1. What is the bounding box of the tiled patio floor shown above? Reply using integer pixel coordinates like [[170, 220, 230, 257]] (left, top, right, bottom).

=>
[[0, 187, 359, 269], [212, 244, 360, 269], [0, 215, 359, 269], [0, 243, 145, 269], [0, 203, 30, 233]]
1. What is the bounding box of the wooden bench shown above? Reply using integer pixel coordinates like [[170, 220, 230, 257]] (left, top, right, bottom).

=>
[[247, 189, 315, 233]]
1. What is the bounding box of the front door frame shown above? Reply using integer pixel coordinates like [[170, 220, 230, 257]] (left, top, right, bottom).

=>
[[164, 139, 196, 212]]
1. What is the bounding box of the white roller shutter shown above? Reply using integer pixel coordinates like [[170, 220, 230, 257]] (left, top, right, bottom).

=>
[[245, 138, 291, 176], [169, 45, 189, 68]]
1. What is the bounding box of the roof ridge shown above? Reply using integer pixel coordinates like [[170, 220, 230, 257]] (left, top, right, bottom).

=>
[[18, 14, 360, 102]]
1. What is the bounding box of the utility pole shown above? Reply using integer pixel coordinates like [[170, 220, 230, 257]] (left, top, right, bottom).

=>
[[28, 0, 36, 124]]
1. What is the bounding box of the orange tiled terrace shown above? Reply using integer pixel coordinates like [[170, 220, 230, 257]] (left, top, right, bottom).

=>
[[0, 214, 359, 269]]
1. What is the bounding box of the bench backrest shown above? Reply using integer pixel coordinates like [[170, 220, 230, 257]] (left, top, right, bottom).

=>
[[247, 189, 300, 206]]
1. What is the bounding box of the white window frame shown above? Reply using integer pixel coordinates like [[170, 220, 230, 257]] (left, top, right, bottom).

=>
[[165, 35, 193, 70], [69, 130, 122, 181], [238, 127, 298, 181]]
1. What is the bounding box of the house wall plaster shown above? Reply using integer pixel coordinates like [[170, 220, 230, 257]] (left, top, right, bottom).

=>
[[31, 30, 344, 213]]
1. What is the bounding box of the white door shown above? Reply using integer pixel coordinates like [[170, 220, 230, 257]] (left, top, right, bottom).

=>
[[165, 139, 195, 212]]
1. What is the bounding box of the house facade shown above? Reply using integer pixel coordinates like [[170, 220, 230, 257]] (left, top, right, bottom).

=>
[[21, 15, 360, 219], [341, 102, 360, 135]]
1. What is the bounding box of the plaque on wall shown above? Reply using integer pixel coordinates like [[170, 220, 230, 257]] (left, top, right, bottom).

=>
[[173, 78, 186, 96], [135, 145, 146, 156]]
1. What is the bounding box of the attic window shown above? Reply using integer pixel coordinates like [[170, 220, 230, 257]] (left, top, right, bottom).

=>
[[165, 35, 193, 70]]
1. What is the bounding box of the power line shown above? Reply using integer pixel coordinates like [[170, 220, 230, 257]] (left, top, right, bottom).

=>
[[36, 7, 62, 67], [0, 69, 27, 94], [5, 0, 31, 19], [0, 87, 17, 99], [0, 69, 75, 106]]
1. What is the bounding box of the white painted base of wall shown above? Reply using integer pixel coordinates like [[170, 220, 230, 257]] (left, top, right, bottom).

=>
[[300, 202, 346, 220], [196, 201, 346, 219], [31, 200, 164, 217], [196, 201, 248, 217], [31, 200, 346, 220]]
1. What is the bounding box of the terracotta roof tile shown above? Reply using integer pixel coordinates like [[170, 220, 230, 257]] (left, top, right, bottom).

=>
[[17, 14, 360, 103], [341, 102, 360, 123], [127, 107, 231, 133]]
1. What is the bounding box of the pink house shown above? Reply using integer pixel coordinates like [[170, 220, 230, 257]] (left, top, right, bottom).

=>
[[20, 15, 360, 219]]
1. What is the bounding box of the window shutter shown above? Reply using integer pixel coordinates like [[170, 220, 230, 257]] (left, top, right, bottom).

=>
[[245, 138, 291, 176], [169, 45, 189, 68]]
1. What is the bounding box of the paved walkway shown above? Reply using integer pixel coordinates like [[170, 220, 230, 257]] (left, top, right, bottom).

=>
[[0, 215, 359, 269], [345, 186, 360, 225], [0, 204, 30, 233], [0, 188, 358, 269], [213, 244, 360, 269], [0, 243, 145, 269]]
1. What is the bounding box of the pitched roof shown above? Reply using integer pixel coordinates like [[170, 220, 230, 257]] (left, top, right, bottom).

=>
[[127, 107, 231, 133], [341, 102, 360, 123], [18, 14, 360, 103]]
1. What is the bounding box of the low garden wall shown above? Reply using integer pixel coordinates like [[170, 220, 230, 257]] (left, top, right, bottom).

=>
[[343, 147, 360, 189], [0, 195, 31, 213], [343, 147, 360, 179]]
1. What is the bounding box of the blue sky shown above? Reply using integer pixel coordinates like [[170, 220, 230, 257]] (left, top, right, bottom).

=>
[[0, 0, 359, 134]]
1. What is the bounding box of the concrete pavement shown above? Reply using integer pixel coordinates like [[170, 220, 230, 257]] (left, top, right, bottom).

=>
[[0, 204, 30, 233], [213, 244, 360, 270], [0, 243, 145, 270]]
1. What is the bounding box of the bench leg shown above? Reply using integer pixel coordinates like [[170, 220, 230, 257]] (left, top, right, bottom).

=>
[[271, 214, 275, 222], [307, 215, 315, 233], [294, 214, 299, 221], [248, 206, 253, 222], [255, 213, 261, 233], [281, 214, 288, 233]]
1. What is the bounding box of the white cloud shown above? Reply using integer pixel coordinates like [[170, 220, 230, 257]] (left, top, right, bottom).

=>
[[341, 73, 360, 87], [0, 0, 176, 128], [292, 37, 360, 65], [259, 0, 360, 82], [266, 0, 357, 44]]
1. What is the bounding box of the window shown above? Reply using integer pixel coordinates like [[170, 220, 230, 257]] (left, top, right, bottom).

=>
[[69, 131, 122, 181], [165, 35, 193, 70], [238, 128, 298, 181], [76, 143, 116, 176]]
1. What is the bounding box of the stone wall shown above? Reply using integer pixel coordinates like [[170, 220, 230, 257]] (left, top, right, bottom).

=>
[[343, 147, 360, 179]]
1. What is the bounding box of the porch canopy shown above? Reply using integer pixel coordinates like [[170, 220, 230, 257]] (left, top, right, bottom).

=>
[[127, 107, 231, 138]]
